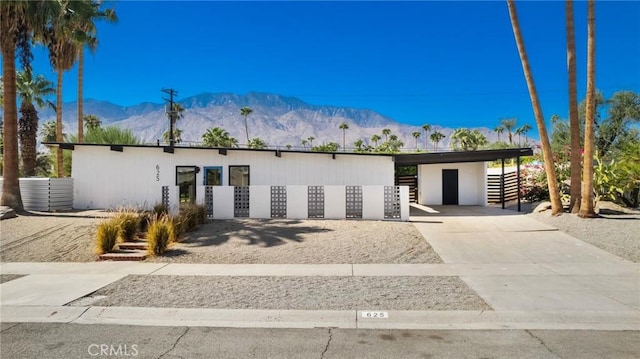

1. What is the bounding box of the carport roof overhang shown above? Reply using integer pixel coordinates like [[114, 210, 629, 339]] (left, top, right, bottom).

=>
[[393, 148, 534, 166]]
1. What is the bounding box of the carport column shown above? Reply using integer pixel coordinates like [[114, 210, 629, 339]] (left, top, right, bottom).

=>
[[501, 158, 505, 209], [517, 156, 521, 212]]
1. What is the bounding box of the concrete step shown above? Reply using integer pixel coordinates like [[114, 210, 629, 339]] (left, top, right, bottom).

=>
[[118, 241, 148, 250], [99, 249, 147, 261]]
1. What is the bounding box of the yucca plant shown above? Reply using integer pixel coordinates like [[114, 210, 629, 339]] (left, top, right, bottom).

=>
[[147, 216, 175, 256], [95, 219, 121, 255], [114, 211, 140, 242]]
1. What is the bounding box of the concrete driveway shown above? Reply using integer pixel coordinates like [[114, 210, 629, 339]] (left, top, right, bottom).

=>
[[410, 205, 639, 312]]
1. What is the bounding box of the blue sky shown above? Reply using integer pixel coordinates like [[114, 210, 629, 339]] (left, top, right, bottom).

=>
[[29, 1, 640, 135]]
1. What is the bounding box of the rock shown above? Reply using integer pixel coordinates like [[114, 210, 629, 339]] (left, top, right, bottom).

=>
[[0, 206, 17, 220], [533, 201, 552, 213], [595, 201, 640, 215]]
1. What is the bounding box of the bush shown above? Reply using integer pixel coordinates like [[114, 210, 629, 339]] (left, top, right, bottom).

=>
[[152, 203, 169, 217], [114, 211, 140, 242], [138, 211, 152, 233], [147, 216, 175, 256], [95, 219, 120, 255]]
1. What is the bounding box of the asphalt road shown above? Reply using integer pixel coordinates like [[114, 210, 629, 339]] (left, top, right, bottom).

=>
[[1, 323, 638, 359]]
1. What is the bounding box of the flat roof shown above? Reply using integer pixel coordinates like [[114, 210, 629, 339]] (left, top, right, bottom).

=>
[[393, 148, 534, 165], [43, 142, 533, 164]]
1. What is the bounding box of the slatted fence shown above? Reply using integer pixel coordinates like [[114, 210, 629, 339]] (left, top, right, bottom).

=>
[[0, 178, 73, 211]]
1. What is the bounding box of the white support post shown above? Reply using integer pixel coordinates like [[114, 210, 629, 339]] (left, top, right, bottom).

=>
[[362, 186, 385, 220], [250, 186, 271, 219], [324, 186, 346, 219]]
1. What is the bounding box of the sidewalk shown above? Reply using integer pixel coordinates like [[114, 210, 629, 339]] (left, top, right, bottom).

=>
[[1, 206, 638, 330]]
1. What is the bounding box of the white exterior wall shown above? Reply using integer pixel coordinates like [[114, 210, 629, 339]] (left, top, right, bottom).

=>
[[417, 162, 487, 206], [71, 146, 394, 210]]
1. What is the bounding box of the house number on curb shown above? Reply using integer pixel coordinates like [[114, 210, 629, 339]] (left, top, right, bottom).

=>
[[361, 311, 388, 319], [156, 165, 160, 181]]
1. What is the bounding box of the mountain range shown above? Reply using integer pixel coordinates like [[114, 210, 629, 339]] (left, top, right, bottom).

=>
[[38, 92, 500, 150]]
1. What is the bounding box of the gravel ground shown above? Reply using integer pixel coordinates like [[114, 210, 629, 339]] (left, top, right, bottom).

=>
[[0, 211, 110, 262], [77, 275, 491, 311], [0, 274, 26, 284], [149, 219, 443, 264], [529, 212, 640, 263]]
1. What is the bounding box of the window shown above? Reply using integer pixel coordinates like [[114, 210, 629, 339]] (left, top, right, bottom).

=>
[[229, 166, 250, 186], [175, 166, 197, 204], [203, 166, 222, 186]]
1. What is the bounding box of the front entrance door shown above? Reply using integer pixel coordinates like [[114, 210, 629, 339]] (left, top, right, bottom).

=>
[[176, 166, 197, 205], [442, 169, 459, 205]]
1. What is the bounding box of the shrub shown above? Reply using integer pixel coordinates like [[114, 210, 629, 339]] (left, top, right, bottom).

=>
[[114, 211, 140, 242], [95, 219, 120, 255], [138, 211, 152, 233], [147, 216, 175, 256], [152, 203, 169, 217], [171, 215, 186, 241]]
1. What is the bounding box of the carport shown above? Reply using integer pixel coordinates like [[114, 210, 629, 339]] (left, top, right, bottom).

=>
[[393, 148, 534, 212]]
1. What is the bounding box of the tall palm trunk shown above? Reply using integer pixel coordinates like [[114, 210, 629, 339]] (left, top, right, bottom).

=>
[[19, 102, 39, 176], [579, 0, 596, 218], [1, 44, 24, 210], [507, 0, 563, 215], [56, 69, 64, 178], [244, 116, 249, 145], [77, 46, 84, 143], [566, 0, 582, 213]]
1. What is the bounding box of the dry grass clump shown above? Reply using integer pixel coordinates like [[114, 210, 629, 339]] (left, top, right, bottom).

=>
[[113, 210, 140, 242], [95, 219, 121, 255], [147, 215, 175, 256]]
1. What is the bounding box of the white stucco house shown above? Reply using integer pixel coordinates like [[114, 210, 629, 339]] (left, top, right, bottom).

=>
[[50, 143, 532, 220]]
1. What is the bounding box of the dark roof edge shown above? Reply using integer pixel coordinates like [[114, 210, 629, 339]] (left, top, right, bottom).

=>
[[41, 142, 396, 157], [393, 148, 534, 165]]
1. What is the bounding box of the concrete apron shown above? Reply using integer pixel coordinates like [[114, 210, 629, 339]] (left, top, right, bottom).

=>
[[411, 205, 640, 314]]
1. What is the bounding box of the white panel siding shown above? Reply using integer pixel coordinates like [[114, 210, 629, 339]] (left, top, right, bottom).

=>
[[71, 146, 393, 210], [417, 162, 487, 206]]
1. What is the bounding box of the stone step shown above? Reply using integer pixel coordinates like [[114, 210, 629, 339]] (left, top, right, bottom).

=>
[[118, 241, 148, 250], [99, 249, 147, 261]]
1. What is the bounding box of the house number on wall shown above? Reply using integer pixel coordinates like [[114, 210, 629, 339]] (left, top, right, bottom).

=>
[[156, 165, 160, 181]]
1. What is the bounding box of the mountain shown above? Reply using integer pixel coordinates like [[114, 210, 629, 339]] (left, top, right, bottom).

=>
[[39, 91, 499, 150]]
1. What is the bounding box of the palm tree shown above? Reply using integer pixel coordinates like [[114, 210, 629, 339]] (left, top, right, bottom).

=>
[[566, 0, 581, 213], [412, 131, 421, 150], [579, 0, 597, 218], [430, 131, 445, 152], [500, 118, 517, 145], [162, 128, 183, 144], [371, 134, 381, 147], [1, 1, 58, 209], [83, 114, 101, 132], [46, 2, 86, 177], [339, 122, 349, 151], [164, 102, 184, 144], [354, 139, 364, 151], [74, 3, 117, 143], [422, 124, 431, 150], [301, 139, 308, 149], [41, 121, 58, 143], [517, 124, 532, 145], [240, 106, 252, 145], [307, 136, 315, 146], [16, 69, 55, 176], [248, 137, 266, 149], [202, 127, 238, 147], [494, 125, 504, 142], [382, 128, 391, 141], [507, 0, 563, 215]]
